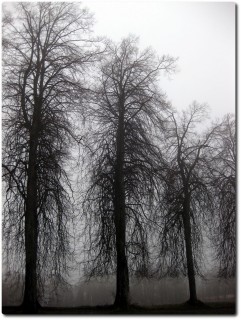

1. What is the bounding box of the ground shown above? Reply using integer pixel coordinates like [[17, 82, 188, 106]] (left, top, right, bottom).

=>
[[2, 302, 236, 315]]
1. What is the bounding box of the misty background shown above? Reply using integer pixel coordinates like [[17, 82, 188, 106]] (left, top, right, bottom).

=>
[[2, 1, 236, 309]]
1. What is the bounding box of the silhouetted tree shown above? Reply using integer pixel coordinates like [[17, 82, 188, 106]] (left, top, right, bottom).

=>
[[208, 114, 236, 278], [83, 36, 175, 308], [2, 2, 96, 313], [156, 103, 215, 305]]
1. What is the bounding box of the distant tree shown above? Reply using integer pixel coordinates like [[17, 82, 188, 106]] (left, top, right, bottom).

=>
[[2, 2, 97, 313], [83, 36, 175, 308], [2, 5, 12, 49], [208, 114, 236, 278], [156, 103, 215, 305]]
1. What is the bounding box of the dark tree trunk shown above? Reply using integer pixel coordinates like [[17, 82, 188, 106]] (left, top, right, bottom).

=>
[[182, 193, 198, 305], [114, 207, 129, 309], [113, 104, 129, 309], [22, 105, 40, 314]]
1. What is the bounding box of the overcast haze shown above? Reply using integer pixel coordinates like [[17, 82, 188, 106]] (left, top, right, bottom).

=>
[[2, 1, 236, 313], [82, 1, 235, 119]]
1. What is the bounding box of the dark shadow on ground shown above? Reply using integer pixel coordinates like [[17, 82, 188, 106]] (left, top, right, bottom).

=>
[[2, 302, 235, 315]]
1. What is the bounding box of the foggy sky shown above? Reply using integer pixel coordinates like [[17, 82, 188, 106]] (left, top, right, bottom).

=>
[[81, 1, 235, 120]]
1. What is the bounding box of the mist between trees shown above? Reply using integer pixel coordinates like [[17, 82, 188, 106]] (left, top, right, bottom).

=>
[[2, 2, 236, 313], [3, 275, 235, 308]]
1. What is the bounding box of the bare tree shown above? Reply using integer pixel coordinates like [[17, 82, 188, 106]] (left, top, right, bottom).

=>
[[156, 103, 215, 305], [208, 114, 236, 278], [83, 36, 175, 308], [2, 2, 97, 313]]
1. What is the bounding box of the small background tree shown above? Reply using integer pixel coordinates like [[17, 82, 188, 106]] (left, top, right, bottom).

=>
[[208, 114, 236, 278], [155, 103, 215, 305]]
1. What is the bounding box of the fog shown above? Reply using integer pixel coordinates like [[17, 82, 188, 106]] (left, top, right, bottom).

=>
[[82, 1, 235, 119], [3, 274, 235, 307], [2, 0, 236, 313]]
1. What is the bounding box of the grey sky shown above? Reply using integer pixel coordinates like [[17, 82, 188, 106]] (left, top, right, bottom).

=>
[[82, 1, 235, 120]]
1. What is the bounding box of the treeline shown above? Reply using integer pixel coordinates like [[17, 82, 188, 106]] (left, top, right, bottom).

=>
[[2, 3, 236, 313]]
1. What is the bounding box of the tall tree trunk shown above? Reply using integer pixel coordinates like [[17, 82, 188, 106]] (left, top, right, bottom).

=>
[[114, 105, 129, 308], [182, 193, 198, 305], [22, 107, 40, 313]]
